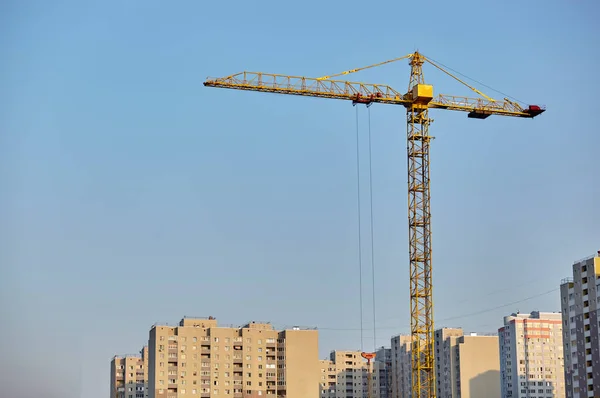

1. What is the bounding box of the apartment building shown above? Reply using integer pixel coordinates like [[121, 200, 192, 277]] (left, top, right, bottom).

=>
[[148, 317, 319, 398], [498, 311, 565, 398], [319, 359, 338, 398], [433, 328, 500, 398], [375, 347, 392, 398], [434, 328, 463, 397], [560, 251, 600, 397], [111, 346, 149, 398], [390, 335, 411, 398], [318, 349, 391, 398], [319, 351, 368, 398]]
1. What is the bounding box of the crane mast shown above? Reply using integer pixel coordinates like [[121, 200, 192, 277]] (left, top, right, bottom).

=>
[[406, 53, 435, 397], [204, 51, 545, 398]]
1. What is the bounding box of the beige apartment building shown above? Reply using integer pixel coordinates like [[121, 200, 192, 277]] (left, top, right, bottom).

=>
[[434, 328, 501, 398], [390, 335, 411, 398], [319, 350, 390, 398], [499, 311, 565, 398], [391, 329, 500, 398], [111, 346, 149, 398], [319, 351, 368, 398], [148, 317, 319, 398]]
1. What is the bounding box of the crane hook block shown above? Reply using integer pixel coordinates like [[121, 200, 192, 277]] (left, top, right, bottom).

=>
[[361, 352, 376, 361]]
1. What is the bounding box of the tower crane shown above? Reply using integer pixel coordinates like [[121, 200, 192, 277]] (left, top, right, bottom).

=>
[[203, 52, 545, 398]]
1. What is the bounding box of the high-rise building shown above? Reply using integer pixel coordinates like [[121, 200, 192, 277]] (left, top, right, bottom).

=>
[[498, 311, 565, 398], [319, 358, 338, 398], [148, 317, 319, 398], [434, 328, 501, 398], [111, 346, 149, 398], [375, 347, 392, 398], [390, 335, 411, 398], [318, 349, 391, 398], [560, 250, 600, 397], [319, 350, 368, 398], [434, 328, 464, 397]]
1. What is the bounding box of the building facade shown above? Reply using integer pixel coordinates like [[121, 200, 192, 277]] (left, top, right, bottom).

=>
[[390, 335, 411, 398], [319, 350, 368, 398], [434, 328, 464, 397], [375, 347, 392, 398], [434, 328, 501, 398], [561, 251, 600, 397], [318, 349, 391, 398], [499, 311, 565, 398], [111, 346, 149, 398], [148, 317, 319, 398]]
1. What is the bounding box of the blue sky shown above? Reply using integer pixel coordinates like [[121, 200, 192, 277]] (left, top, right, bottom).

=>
[[1, 1, 599, 397]]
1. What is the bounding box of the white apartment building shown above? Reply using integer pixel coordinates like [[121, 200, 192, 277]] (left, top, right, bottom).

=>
[[374, 347, 392, 398], [390, 335, 411, 398], [434, 328, 463, 397], [499, 311, 565, 398], [560, 250, 600, 397]]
